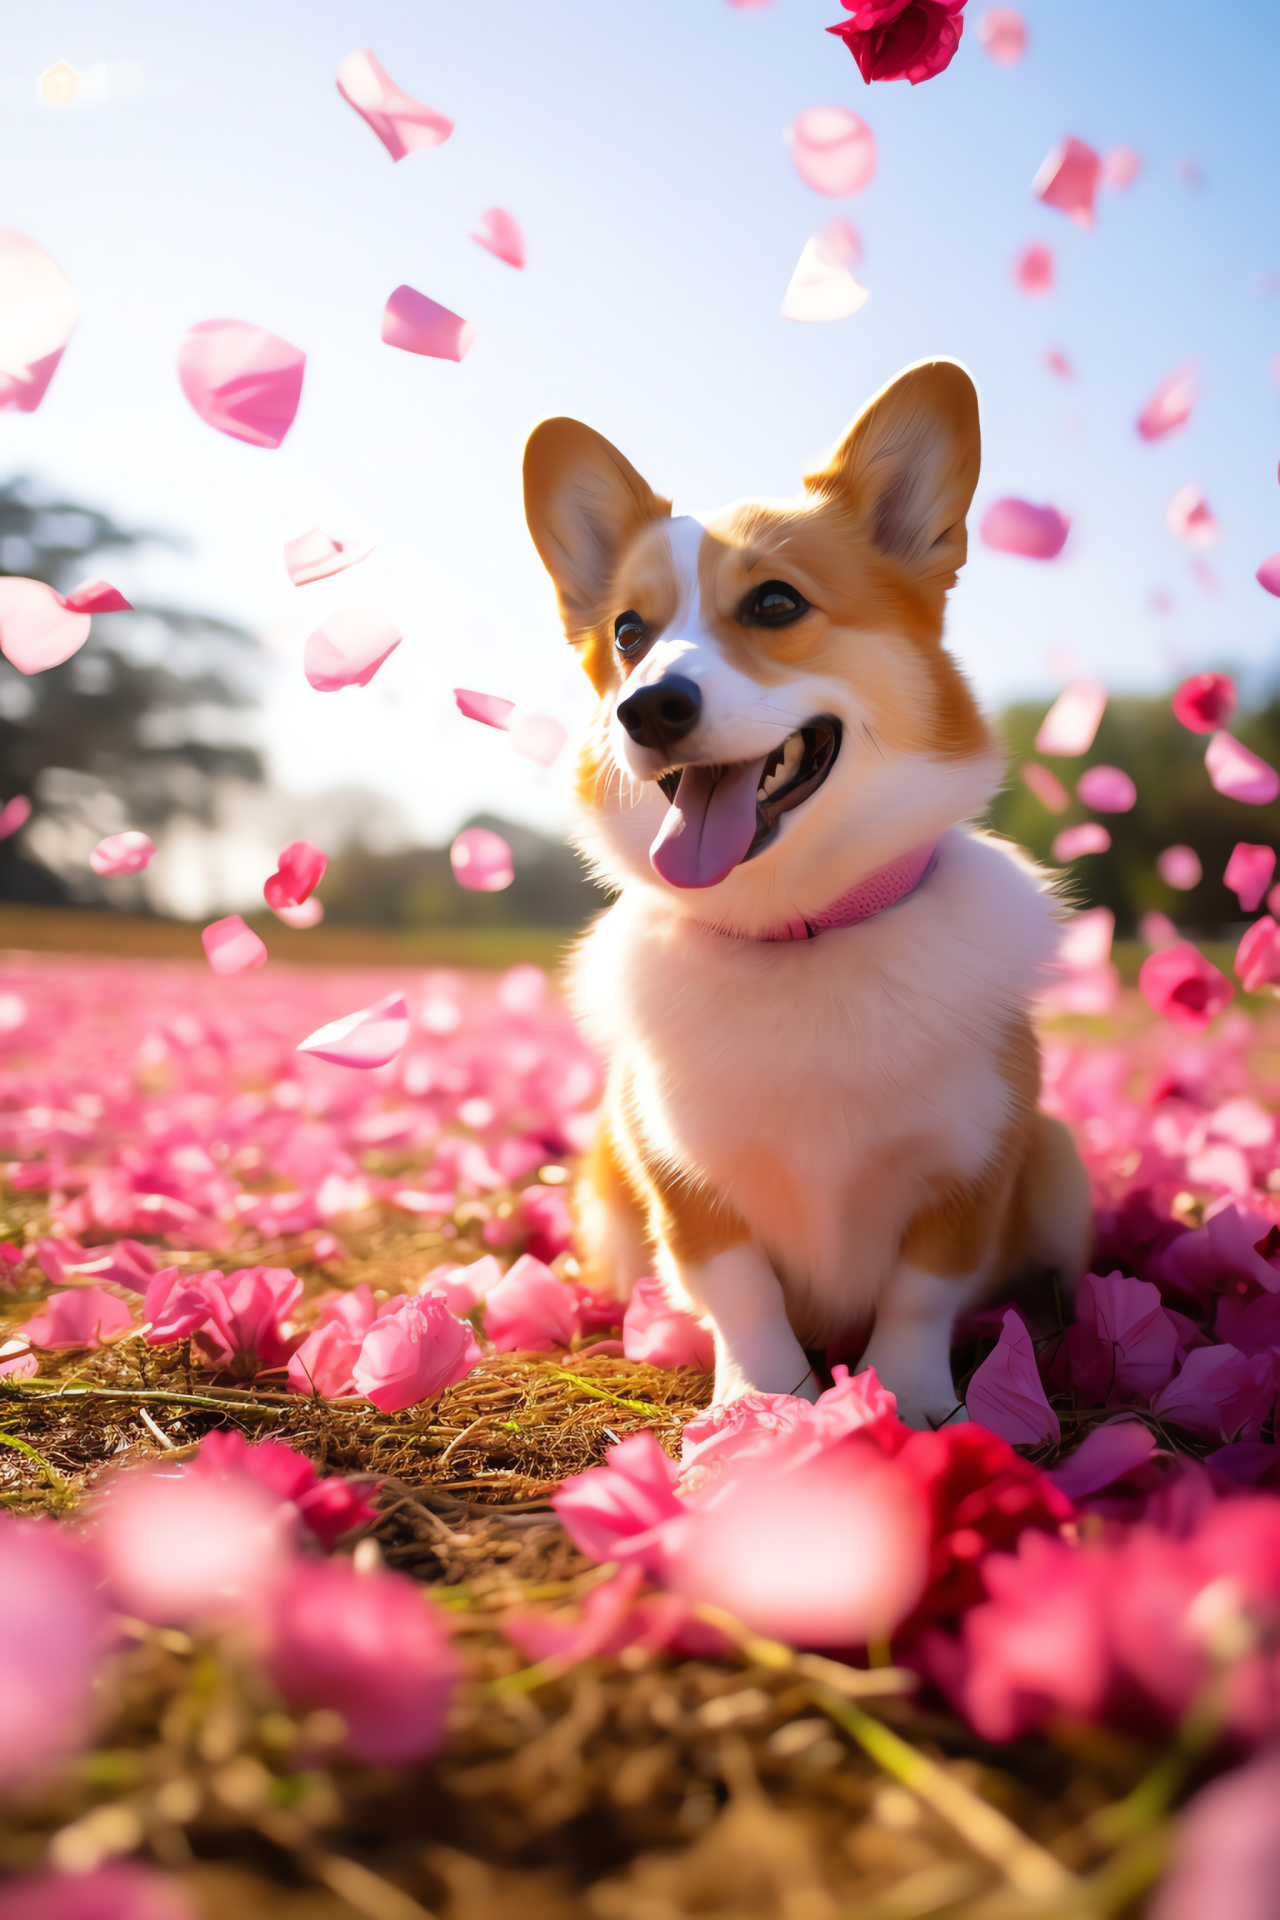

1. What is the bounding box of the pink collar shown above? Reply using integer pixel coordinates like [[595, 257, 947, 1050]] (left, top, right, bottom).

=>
[[756, 842, 938, 943]]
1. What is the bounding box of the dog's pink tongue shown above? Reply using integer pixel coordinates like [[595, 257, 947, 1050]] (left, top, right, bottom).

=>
[[650, 758, 767, 889]]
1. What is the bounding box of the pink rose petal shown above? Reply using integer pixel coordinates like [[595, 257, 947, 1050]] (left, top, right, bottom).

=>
[[1077, 765, 1136, 812], [1235, 915, 1280, 993], [1035, 679, 1107, 756], [1157, 845, 1202, 891], [1020, 762, 1069, 812], [23, 1286, 133, 1349], [89, 831, 155, 877], [264, 841, 326, 909], [0, 578, 90, 673], [1032, 136, 1101, 227], [1206, 732, 1280, 806], [1013, 243, 1053, 296], [789, 106, 877, 197], [510, 714, 568, 766], [1102, 147, 1142, 191], [1049, 1419, 1158, 1501], [336, 50, 453, 162], [1172, 672, 1235, 733], [978, 8, 1026, 65], [814, 217, 862, 267], [622, 1276, 714, 1371], [1139, 943, 1233, 1032], [201, 916, 267, 976], [470, 208, 525, 269], [297, 992, 409, 1070], [59, 580, 132, 614], [454, 688, 515, 730], [965, 1310, 1059, 1447], [1136, 361, 1197, 442], [980, 497, 1070, 559], [0, 796, 31, 841], [273, 897, 323, 929], [351, 1295, 480, 1411], [1139, 909, 1180, 948], [177, 319, 305, 450], [1224, 844, 1276, 913], [381, 286, 475, 363], [1044, 348, 1073, 379], [1165, 484, 1217, 549], [1256, 554, 1280, 598], [283, 528, 375, 586], [0, 227, 79, 413], [484, 1253, 580, 1352], [1053, 823, 1110, 861], [781, 236, 869, 322], [304, 609, 401, 691], [451, 827, 513, 892]]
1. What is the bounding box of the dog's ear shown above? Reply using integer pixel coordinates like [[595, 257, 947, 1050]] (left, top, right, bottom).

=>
[[524, 419, 670, 636], [805, 360, 980, 593]]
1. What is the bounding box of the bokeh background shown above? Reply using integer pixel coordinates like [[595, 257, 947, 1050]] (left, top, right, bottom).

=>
[[2, 0, 1279, 948]]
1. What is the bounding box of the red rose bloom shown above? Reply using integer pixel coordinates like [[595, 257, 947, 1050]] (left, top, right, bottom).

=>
[[828, 0, 967, 85]]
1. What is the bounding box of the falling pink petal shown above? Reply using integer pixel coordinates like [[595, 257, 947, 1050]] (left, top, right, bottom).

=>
[[273, 897, 324, 929], [264, 841, 326, 909], [1191, 559, 1219, 596], [177, 320, 305, 450], [1172, 672, 1235, 734], [90, 831, 155, 877], [0, 228, 79, 413], [201, 916, 267, 977], [283, 528, 375, 586], [814, 217, 862, 267], [1165, 484, 1217, 549], [454, 688, 515, 730], [297, 992, 409, 1070], [966, 1311, 1058, 1447], [450, 827, 514, 893], [470, 208, 525, 269], [304, 609, 401, 692], [0, 578, 89, 673], [1158, 845, 1202, 891], [1236, 916, 1280, 993], [1206, 732, 1280, 806], [978, 8, 1026, 64], [1140, 943, 1233, 1032], [1043, 348, 1073, 379], [59, 580, 132, 614], [1102, 146, 1142, 191], [1014, 243, 1053, 296], [781, 235, 869, 322], [511, 714, 567, 767], [980, 497, 1070, 559], [1135, 361, 1197, 442], [1224, 844, 1276, 913], [1140, 909, 1180, 949], [1035, 679, 1107, 756], [1256, 554, 1280, 598], [381, 286, 475, 363], [1077, 765, 1136, 812], [789, 106, 877, 197], [1053, 823, 1111, 861], [0, 797, 31, 842], [1032, 136, 1101, 227], [336, 50, 453, 162], [1020, 762, 1069, 812]]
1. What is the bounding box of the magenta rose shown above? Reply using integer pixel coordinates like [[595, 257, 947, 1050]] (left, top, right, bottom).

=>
[[827, 0, 967, 85]]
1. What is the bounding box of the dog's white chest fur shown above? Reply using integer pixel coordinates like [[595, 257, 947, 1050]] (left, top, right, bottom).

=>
[[573, 827, 1061, 1346]]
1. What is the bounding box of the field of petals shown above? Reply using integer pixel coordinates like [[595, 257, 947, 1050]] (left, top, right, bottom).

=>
[[6, 952, 1280, 1919]]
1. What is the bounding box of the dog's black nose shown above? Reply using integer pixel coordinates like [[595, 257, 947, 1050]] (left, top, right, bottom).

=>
[[616, 675, 702, 755]]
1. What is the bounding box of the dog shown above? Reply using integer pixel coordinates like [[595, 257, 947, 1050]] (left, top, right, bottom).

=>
[[522, 358, 1091, 1429]]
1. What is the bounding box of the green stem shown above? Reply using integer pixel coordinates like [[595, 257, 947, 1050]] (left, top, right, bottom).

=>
[[550, 1370, 674, 1418]]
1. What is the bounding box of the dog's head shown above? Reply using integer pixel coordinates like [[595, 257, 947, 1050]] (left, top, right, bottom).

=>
[[523, 359, 998, 933]]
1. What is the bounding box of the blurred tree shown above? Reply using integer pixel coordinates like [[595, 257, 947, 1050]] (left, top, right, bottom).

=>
[[989, 695, 1280, 935], [321, 814, 603, 932], [0, 477, 263, 906]]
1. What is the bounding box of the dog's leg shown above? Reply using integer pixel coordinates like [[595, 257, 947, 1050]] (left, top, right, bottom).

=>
[[859, 1261, 982, 1430], [573, 1114, 651, 1304], [660, 1239, 818, 1405]]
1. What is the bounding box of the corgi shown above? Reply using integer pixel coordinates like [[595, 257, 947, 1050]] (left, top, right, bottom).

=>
[[523, 359, 1091, 1429]]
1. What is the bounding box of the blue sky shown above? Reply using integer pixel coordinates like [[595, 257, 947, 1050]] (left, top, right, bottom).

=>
[[1, 0, 1279, 841]]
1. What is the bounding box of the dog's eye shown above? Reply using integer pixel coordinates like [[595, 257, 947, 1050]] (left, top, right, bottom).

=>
[[742, 581, 810, 627], [614, 610, 646, 653]]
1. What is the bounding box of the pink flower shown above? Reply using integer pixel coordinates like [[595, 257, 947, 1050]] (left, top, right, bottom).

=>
[[1139, 944, 1233, 1032], [965, 1310, 1059, 1446], [288, 1319, 364, 1398], [554, 1431, 685, 1573], [483, 1252, 581, 1351], [1, 1863, 198, 1920], [1149, 1204, 1280, 1303], [141, 1266, 210, 1342], [264, 840, 327, 910], [264, 1557, 460, 1765], [191, 1432, 376, 1549], [1150, 1748, 1280, 1920], [1151, 1344, 1277, 1441], [0, 1517, 108, 1796], [192, 1267, 304, 1372], [1052, 1271, 1179, 1406], [827, 0, 967, 85], [622, 1276, 714, 1371], [92, 1462, 295, 1626], [1225, 843, 1277, 913], [351, 1294, 480, 1412], [22, 1286, 133, 1349], [1237, 915, 1280, 993]]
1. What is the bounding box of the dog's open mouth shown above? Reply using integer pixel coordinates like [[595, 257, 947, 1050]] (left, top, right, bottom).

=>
[[650, 717, 842, 890]]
